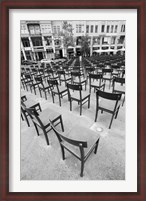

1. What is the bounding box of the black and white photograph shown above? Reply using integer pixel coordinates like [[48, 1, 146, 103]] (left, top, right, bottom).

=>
[[20, 19, 126, 181]]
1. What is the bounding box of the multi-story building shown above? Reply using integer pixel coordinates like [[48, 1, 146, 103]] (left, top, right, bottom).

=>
[[21, 20, 125, 61]]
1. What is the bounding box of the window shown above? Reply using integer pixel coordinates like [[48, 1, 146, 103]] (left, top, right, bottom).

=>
[[91, 25, 94, 33], [123, 25, 125, 32], [101, 25, 105, 32], [95, 25, 98, 33], [54, 39, 61, 46], [21, 37, 30, 47], [28, 25, 41, 35], [106, 25, 110, 33], [111, 25, 114, 33], [76, 24, 84, 33], [53, 26, 57, 34], [111, 36, 116, 44], [31, 37, 43, 46], [115, 25, 118, 33], [25, 51, 31, 60], [121, 24, 125, 32], [44, 36, 52, 46], [86, 25, 89, 33], [21, 25, 28, 34]]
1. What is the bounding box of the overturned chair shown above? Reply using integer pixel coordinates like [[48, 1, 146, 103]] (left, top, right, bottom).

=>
[[50, 120, 100, 177]]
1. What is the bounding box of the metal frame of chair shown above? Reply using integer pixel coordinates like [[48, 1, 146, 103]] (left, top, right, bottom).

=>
[[24, 105, 64, 145], [112, 77, 125, 106], [95, 89, 122, 129], [67, 83, 90, 116], [49, 120, 100, 177], [47, 79, 68, 106]]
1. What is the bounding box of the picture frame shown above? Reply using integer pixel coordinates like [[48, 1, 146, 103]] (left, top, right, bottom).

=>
[[0, 0, 145, 200]]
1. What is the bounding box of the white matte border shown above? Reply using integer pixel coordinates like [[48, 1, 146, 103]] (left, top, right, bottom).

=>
[[9, 9, 137, 192]]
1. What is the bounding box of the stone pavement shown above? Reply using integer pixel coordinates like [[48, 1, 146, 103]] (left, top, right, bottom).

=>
[[21, 83, 125, 180]]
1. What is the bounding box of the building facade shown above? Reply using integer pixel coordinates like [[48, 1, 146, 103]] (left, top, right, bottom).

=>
[[21, 20, 125, 61]]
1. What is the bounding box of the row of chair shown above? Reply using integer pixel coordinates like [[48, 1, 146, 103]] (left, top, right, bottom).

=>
[[21, 96, 100, 177]]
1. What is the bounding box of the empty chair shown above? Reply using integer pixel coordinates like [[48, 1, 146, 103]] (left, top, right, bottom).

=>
[[67, 83, 90, 116], [21, 96, 42, 127], [95, 89, 122, 129], [23, 74, 33, 91], [89, 73, 105, 93], [35, 76, 52, 100], [57, 70, 71, 86], [24, 104, 64, 145], [50, 120, 100, 177], [102, 68, 113, 89], [112, 77, 125, 106], [47, 79, 68, 106], [71, 71, 87, 90]]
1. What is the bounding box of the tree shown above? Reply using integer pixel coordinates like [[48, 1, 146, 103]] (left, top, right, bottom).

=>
[[58, 21, 75, 57], [80, 35, 90, 57]]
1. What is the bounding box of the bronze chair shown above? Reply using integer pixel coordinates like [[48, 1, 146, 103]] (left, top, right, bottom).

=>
[[89, 73, 105, 93], [47, 79, 68, 106], [71, 71, 87, 90], [112, 77, 125, 106], [67, 83, 90, 116], [95, 89, 122, 129], [50, 120, 100, 177], [24, 105, 64, 145], [21, 96, 41, 127]]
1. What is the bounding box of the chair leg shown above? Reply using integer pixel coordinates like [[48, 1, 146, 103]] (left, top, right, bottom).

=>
[[59, 95, 61, 106], [43, 128, 49, 145], [61, 145, 65, 160], [94, 139, 100, 154], [80, 160, 84, 177], [39, 89, 42, 98], [34, 123, 39, 136], [34, 87, 36, 95], [52, 93, 55, 103], [70, 100, 72, 111], [60, 115, 64, 132], [80, 102, 82, 116], [95, 108, 98, 122], [45, 91, 47, 100], [109, 114, 115, 129], [88, 96, 90, 108], [21, 113, 24, 121]]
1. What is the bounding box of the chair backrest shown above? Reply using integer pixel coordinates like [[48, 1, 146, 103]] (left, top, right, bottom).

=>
[[89, 73, 102, 80], [66, 83, 82, 100], [113, 77, 125, 84], [47, 79, 58, 86], [35, 76, 43, 83], [49, 120, 87, 148], [71, 71, 82, 77], [21, 95, 27, 102], [96, 89, 122, 101], [102, 68, 113, 73], [57, 70, 65, 75], [25, 106, 44, 128], [66, 83, 82, 91]]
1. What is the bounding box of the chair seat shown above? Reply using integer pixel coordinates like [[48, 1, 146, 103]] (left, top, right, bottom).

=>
[[74, 78, 86, 83], [62, 126, 100, 157], [39, 108, 61, 126], [71, 91, 89, 100], [90, 80, 101, 88], [52, 85, 67, 94], [114, 84, 125, 93], [103, 74, 112, 80], [98, 97, 122, 111], [24, 99, 37, 108]]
